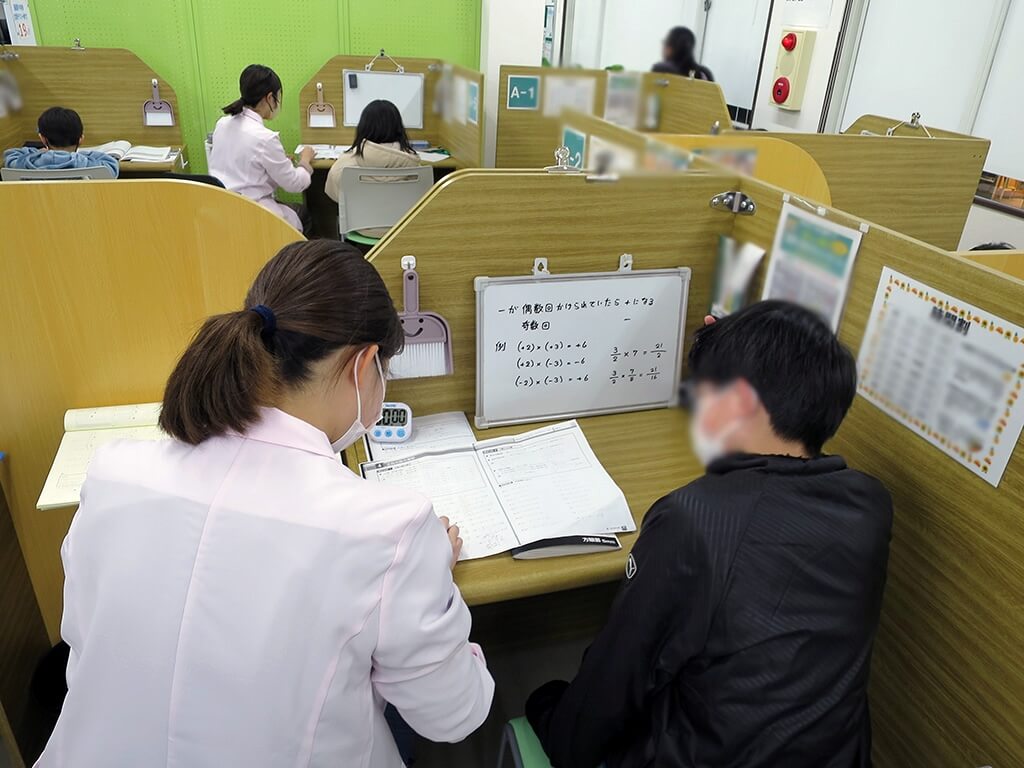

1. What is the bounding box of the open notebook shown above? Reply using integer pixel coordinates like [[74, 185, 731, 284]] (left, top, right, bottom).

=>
[[80, 141, 173, 162], [362, 418, 634, 560], [37, 403, 165, 510]]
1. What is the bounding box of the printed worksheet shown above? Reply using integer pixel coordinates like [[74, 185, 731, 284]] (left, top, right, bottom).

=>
[[364, 411, 476, 462]]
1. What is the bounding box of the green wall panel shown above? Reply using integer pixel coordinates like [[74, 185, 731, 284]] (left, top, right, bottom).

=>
[[346, 0, 480, 69], [26, 0, 482, 174]]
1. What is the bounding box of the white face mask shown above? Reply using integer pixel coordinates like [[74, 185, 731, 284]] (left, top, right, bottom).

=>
[[331, 350, 386, 453], [689, 386, 743, 467]]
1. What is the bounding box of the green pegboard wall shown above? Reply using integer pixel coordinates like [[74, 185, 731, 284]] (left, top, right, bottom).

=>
[[26, 0, 482, 175], [347, 0, 480, 69]]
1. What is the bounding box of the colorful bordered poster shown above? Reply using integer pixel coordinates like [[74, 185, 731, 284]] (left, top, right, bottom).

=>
[[857, 267, 1024, 487]]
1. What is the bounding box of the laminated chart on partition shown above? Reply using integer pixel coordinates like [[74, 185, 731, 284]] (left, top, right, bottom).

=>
[[857, 267, 1024, 487], [475, 268, 690, 428]]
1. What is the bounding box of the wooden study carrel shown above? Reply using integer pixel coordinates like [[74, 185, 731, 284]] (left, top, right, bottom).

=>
[[0, 141, 1022, 765]]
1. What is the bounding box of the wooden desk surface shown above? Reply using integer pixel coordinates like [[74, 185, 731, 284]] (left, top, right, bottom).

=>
[[352, 407, 698, 606]]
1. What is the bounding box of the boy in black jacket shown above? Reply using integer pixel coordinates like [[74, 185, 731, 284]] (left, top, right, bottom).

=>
[[527, 300, 892, 768]]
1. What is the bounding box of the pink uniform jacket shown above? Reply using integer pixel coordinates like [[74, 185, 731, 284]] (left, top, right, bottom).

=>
[[208, 108, 311, 230], [37, 408, 494, 767]]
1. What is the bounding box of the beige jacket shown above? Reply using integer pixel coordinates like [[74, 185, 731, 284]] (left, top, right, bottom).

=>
[[325, 140, 421, 204]]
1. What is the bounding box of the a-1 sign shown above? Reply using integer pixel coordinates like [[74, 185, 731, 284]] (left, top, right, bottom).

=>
[[561, 127, 586, 169], [507, 75, 540, 110]]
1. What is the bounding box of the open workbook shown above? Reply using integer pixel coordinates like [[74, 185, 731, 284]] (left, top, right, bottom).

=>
[[80, 141, 174, 162], [37, 403, 165, 510], [362, 418, 634, 560]]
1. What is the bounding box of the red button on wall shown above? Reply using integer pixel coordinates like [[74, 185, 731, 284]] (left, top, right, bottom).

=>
[[782, 33, 798, 51], [772, 77, 791, 104]]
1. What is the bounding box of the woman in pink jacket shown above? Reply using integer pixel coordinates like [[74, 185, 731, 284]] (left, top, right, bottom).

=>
[[37, 240, 494, 767]]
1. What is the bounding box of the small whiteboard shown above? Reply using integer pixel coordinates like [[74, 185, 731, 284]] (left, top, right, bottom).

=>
[[475, 268, 690, 428], [343, 70, 425, 129]]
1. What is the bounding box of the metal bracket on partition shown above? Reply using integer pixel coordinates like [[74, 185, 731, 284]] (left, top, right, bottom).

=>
[[364, 48, 404, 73], [71, 38, 85, 51], [710, 120, 722, 135], [401, 255, 417, 271], [545, 146, 581, 174], [0, 46, 18, 61], [710, 191, 757, 216], [532, 258, 550, 276], [653, 78, 670, 87], [427, 63, 442, 72], [618, 254, 634, 272], [886, 112, 933, 139]]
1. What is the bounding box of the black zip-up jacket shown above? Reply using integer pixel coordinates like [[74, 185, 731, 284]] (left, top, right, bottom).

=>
[[527, 453, 893, 768]]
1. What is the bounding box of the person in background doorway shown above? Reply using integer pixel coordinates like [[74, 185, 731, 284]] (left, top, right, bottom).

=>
[[325, 99, 422, 238], [209, 64, 314, 233], [653, 26, 714, 81], [527, 301, 892, 768], [3, 106, 119, 176]]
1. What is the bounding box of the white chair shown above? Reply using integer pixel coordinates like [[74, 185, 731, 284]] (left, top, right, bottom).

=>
[[338, 165, 433, 246], [1, 165, 116, 181]]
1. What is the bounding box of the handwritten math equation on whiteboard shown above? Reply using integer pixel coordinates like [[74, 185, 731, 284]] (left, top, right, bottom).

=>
[[475, 268, 690, 427]]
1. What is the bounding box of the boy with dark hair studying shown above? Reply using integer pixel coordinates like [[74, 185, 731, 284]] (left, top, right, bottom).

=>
[[527, 300, 892, 768], [3, 106, 119, 176]]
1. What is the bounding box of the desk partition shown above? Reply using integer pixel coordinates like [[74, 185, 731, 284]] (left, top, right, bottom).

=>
[[495, 65, 731, 168], [1, 161, 1023, 764], [0, 46, 186, 172]]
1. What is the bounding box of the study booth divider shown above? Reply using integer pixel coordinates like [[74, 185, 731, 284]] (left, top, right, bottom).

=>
[[495, 65, 731, 168], [0, 46, 187, 172], [297, 55, 484, 236], [1, 163, 1022, 764], [0, 180, 303, 643], [559, 107, 833, 205], [650, 117, 989, 251]]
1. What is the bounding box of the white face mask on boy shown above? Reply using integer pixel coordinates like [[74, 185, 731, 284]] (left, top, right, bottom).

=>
[[331, 349, 386, 453], [689, 385, 745, 467]]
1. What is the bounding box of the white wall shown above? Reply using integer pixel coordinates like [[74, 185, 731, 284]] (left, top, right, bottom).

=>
[[751, 1, 848, 131], [972, 0, 1024, 180], [700, 0, 771, 112], [480, 0, 547, 166], [959, 205, 1024, 251], [565, 0, 702, 71], [839, 0, 1007, 134]]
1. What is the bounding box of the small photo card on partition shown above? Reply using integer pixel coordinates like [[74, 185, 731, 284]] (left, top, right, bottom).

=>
[[543, 75, 597, 118], [762, 202, 861, 331], [857, 267, 1024, 487]]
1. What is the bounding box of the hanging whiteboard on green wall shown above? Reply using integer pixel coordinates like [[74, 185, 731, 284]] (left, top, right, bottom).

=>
[[343, 70, 425, 129]]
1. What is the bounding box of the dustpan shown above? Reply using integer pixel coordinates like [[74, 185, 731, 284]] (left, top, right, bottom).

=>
[[307, 82, 336, 128], [143, 79, 175, 127], [389, 257, 454, 379]]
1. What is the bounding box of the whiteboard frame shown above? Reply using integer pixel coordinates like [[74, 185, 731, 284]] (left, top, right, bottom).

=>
[[342, 69, 425, 129], [474, 267, 691, 429]]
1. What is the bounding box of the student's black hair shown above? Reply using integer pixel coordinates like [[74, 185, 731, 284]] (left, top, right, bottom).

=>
[[37, 106, 84, 148], [346, 99, 415, 157], [223, 64, 283, 116], [688, 300, 857, 455], [665, 27, 698, 74], [970, 241, 1016, 251]]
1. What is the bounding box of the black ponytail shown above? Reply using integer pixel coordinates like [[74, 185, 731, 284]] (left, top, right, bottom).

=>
[[222, 64, 283, 115]]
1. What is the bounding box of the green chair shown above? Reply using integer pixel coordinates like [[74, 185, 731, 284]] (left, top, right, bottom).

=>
[[497, 717, 553, 768]]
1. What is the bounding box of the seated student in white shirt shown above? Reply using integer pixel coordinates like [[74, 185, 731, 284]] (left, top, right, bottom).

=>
[[209, 64, 315, 232], [325, 99, 422, 238]]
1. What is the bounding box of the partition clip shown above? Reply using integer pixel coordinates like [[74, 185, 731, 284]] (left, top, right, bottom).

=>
[[710, 120, 722, 135], [886, 111, 932, 139], [783, 192, 827, 217], [545, 145, 581, 174], [0, 47, 19, 62], [532, 258, 550, 276], [401, 255, 417, 270], [653, 78, 669, 87], [71, 38, 85, 51], [618, 254, 634, 272], [710, 191, 756, 216]]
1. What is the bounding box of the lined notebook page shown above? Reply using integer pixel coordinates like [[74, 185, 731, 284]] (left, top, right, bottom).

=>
[[362, 449, 518, 560], [39, 403, 165, 511]]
